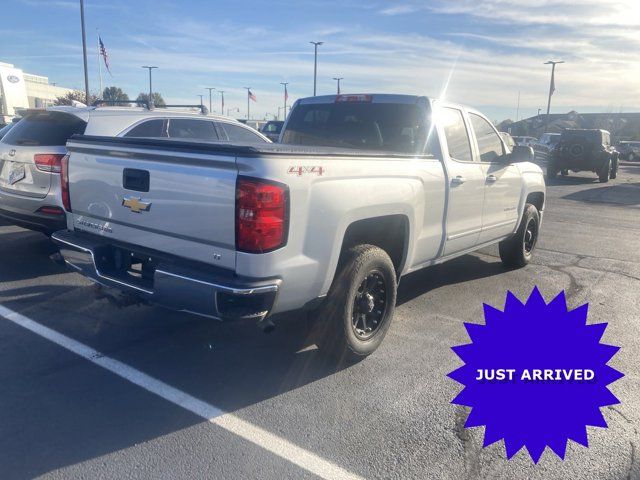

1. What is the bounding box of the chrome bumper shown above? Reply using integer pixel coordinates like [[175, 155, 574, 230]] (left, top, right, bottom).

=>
[[51, 230, 280, 321]]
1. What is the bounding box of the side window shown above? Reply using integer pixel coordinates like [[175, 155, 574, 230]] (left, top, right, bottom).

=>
[[441, 107, 473, 162], [167, 119, 218, 140], [124, 119, 166, 138], [469, 113, 504, 162], [219, 123, 266, 143]]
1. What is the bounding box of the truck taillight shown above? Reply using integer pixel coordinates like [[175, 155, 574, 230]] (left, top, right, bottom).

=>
[[34, 153, 65, 173], [60, 154, 71, 212], [335, 94, 372, 103], [236, 177, 288, 253]]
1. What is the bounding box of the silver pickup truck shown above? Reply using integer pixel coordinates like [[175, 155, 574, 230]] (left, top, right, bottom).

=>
[[52, 94, 545, 359]]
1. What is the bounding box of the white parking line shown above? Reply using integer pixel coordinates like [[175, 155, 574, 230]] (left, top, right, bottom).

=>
[[0, 304, 364, 480]]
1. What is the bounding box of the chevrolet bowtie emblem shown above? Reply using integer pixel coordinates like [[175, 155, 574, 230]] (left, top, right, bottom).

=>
[[122, 196, 151, 213]]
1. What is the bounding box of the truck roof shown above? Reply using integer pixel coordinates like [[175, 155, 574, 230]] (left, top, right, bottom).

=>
[[295, 93, 431, 106]]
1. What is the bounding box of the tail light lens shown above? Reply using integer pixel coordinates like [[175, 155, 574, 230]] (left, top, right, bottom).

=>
[[34, 153, 65, 173], [236, 177, 288, 253], [60, 154, 71, 212]]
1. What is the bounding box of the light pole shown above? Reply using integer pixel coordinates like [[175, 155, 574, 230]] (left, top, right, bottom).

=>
[[79, 0, 90, 104], [205, 87, 215, 113], [142, 66, 158, 108], [280, 82, 289, 119], [197, 95, 204, 109], [544, 60, 564, 132], [332, 77, 343, 95], [218, 90, 225, 116], [244, 87, 251, 120], [310, 41, 323, 96]]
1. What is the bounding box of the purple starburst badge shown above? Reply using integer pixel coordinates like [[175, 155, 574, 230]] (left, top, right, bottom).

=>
[[448, 287, 623, 463]]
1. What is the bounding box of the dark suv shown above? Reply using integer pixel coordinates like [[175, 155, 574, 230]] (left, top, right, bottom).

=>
[[547, 129, 618, 183]]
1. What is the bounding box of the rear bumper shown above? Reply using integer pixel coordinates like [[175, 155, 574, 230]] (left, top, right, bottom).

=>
[[0, 206, 66, 234], [551, 154, 610, 171], [51, 230, 281, 321]]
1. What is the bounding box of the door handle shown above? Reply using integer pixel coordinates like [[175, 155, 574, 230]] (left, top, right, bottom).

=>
[[451, 175, 465, 185], [486, 174, 497, 183]]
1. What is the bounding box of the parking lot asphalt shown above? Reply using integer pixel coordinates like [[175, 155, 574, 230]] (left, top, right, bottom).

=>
[[1, 162, 639, 480]]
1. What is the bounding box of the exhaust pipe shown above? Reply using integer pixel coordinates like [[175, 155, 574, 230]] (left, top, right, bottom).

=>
[[257, 317, 276, 334], [49, 252, 66, 266]]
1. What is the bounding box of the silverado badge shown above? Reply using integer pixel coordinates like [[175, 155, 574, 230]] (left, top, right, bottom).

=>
[[122, 196, 151, 213]]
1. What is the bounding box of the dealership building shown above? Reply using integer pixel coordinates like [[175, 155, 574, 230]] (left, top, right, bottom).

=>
[[0, 61, 75, 123]]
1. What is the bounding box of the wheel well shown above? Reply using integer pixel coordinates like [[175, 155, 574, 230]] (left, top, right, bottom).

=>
[[340, 215, 409, 275], [526, 192, 545, 212]]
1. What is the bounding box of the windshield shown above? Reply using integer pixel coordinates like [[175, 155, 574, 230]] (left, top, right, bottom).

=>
[[560, 130, 602, 143], [282, 102, 432, 154], [2, 111, 86, 146]]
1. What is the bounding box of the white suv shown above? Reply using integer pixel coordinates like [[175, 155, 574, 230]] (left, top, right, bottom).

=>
[[0, 106, 270, 235]]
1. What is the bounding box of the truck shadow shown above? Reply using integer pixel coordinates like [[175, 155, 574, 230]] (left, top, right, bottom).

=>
[[562, 183, 640, 206], [0, 225, 508, 478], [397, 254, 506, 306]]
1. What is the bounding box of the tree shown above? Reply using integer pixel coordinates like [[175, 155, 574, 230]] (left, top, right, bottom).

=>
[[102, 86, 130, 106], [136, 92, 166, 108], [53, 90, 98, 106]]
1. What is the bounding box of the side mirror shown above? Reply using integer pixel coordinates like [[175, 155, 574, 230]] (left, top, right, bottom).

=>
[[510, 145, 534, 163]]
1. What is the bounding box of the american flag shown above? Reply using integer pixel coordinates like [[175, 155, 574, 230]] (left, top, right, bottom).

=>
[[99, 36, 111, 74], [248, 89, 257, 102], [284, 84, 288, 102]]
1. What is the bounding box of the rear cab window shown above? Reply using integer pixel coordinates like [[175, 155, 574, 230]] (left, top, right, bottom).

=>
[[2, 111, 86, 146], [281, 100, 431, 154], [441, 107, 473, 162]]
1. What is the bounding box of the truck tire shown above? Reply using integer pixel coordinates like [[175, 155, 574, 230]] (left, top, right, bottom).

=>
[[312, 244, 397, 361], [598, 158, 611, 183], [610, 156, 618, 179], [499, 203, 540, 268]]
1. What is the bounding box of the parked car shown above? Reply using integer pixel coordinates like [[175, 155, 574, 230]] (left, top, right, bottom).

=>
[[0, 106, 270, 235], [616, 141, 640, 161], [0, 108, 89, 233], [534, 133, 561, 155], [0, 117, 21, 140], [547, 129, 619, 182], [513, 136, 537, 147], [52, 93, 545, 360], [260, 120, 284, 142]]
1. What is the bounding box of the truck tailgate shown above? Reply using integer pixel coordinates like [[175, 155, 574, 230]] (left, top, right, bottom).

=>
[[65, 137, 238, 270]]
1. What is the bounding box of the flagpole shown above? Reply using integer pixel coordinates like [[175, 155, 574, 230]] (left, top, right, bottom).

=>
[[96, 30, 103, 99], [244, 87, 251, 121], [280, 82, 288, 121], [544, 60, 564, 133]]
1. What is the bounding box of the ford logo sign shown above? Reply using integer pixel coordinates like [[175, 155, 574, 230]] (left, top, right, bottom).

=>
[[7, 75, 20, 83]]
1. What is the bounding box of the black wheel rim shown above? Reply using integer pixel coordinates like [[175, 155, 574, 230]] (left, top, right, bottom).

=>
[[524, 218, 537, 254], [351, 270, 388, 340]]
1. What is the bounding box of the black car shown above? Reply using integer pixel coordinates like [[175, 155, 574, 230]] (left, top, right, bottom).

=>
[[260, 120, 284, 142], [547, 129, 619, 183], [616, 141, 640, 161]]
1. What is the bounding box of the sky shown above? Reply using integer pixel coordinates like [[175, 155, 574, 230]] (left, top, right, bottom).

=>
[[1, 0, 639, 122]]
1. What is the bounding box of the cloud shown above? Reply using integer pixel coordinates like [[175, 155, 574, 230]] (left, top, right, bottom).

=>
[[6, 0, 640, 120]]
